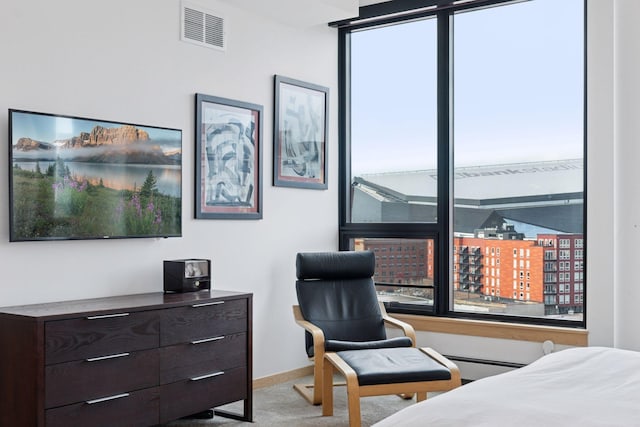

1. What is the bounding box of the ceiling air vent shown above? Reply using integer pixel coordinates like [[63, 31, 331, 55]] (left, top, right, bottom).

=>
[[181, 2, 226, 51]]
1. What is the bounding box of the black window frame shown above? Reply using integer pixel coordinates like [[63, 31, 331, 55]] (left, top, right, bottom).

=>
[[334, 0, 587, 328]]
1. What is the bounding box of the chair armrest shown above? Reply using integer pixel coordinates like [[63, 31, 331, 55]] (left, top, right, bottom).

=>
[[379, 302, 417, 346], [293, 305, 326, 359], [421, 347, 462, 385]]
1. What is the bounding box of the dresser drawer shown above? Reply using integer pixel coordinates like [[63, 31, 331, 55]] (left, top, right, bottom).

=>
[[45, 348, 159, 408], [45, 386, 159, 427], [160, 332, 246, 384], [46, 310, 159, 364], [160, 298, 247, 346], [159, 366, 247, 423]]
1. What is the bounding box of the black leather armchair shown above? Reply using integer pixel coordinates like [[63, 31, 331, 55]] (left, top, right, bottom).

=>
[[293, 251, 461, 426], [292, 250, 418, 405]]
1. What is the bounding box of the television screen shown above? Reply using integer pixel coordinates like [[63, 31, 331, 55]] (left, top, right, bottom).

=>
[[9, 109, 182, 241]]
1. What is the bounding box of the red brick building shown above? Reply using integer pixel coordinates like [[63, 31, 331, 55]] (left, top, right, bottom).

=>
[[453, 228, 583, 315], [453, 236, 545, 304], [355, 228, 583, 316], [356, 238, 434, 285], [537, 234, 584, 315]]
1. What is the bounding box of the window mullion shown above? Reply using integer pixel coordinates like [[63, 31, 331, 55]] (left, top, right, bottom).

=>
[[338, 28, 350, 231], [436, 11, 453, 315]]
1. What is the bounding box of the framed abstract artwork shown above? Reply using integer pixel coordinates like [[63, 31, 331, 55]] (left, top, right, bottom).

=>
[[195, 93, 263, 219], [273, 75, 328, 189]]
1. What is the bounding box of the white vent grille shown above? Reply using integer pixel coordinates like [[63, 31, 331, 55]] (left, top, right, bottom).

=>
[[181, 2, 226, 51]]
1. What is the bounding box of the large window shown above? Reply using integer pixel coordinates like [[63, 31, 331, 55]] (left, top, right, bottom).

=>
[[337, 0, 585, 327]]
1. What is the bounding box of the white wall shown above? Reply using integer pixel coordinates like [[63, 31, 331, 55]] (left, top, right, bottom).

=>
[[0, 0, 338, 379], [613, 0, 640, 350], [0, 0, 633, 381], [586, 0, 615, 349]]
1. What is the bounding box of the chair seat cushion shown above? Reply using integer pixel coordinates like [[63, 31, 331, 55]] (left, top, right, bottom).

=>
[[324, 336, 413, 353], [336, 347, 452, 386]]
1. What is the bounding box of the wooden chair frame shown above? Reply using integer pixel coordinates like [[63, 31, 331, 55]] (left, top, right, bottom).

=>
[[322, 347, 462, 427], [292, 302, 417, 405]]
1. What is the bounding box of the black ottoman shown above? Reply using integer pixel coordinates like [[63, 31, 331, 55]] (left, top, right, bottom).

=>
[[322, 347, 461, 427]]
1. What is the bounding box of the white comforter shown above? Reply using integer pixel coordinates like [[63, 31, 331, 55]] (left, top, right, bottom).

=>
[[374, 346, 640, 427]]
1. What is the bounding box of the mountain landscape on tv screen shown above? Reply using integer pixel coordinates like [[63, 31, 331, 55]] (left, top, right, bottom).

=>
[[13, 124, 181, 165], [10, 113, 182, 241]]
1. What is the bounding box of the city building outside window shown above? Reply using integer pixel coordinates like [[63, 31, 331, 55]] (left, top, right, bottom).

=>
[[337, 0, 585, 326]]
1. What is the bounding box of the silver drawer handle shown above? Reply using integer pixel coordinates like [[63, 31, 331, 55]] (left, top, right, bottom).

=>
[[191, 336, 225, 345], [191, 301, 224, 308], [86, 313, 130, 320], [86, 352, 130, 362], [190, 371, 224, 381], [86, 393, 130, 405]]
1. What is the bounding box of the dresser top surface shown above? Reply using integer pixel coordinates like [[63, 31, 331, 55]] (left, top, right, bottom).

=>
[[0, 290, 251, 319]]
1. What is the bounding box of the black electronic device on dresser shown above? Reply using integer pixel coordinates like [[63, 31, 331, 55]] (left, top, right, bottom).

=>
[[0, 290, 253, 427], [164, 259, 211, 292]]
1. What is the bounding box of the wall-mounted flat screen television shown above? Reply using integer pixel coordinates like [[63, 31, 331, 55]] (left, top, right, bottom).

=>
[[9, 109, 182, 242]]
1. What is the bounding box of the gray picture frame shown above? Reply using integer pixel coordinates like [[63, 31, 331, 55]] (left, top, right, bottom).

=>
[[273, 75, 329, 190], [195, 93, 263, 219]]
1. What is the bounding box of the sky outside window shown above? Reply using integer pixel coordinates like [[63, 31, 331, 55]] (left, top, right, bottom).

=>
[[351, 0, 583, 173], [351, 18, 437, 176], [453, 0, 584, 167]]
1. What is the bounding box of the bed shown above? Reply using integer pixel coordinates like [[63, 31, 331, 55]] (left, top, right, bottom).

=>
[[373, 346, 640, 427]]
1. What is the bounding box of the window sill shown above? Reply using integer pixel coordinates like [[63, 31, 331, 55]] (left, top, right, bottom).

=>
[[392, 313, 588, 346]]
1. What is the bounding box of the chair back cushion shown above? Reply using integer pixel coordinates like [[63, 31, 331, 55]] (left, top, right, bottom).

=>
[[296, 250, 376, 280], [296, 251, 388, 357]]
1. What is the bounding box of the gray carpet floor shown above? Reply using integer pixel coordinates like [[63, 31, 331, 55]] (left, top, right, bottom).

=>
[[165, 375, 421, 427]]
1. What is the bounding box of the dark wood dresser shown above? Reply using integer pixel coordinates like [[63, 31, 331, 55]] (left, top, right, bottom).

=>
[[0, 290, 253, 426]]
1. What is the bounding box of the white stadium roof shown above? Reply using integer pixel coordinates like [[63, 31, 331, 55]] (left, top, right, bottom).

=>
[[353, 159, 584, 234], [359, 159, 583, 202]]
